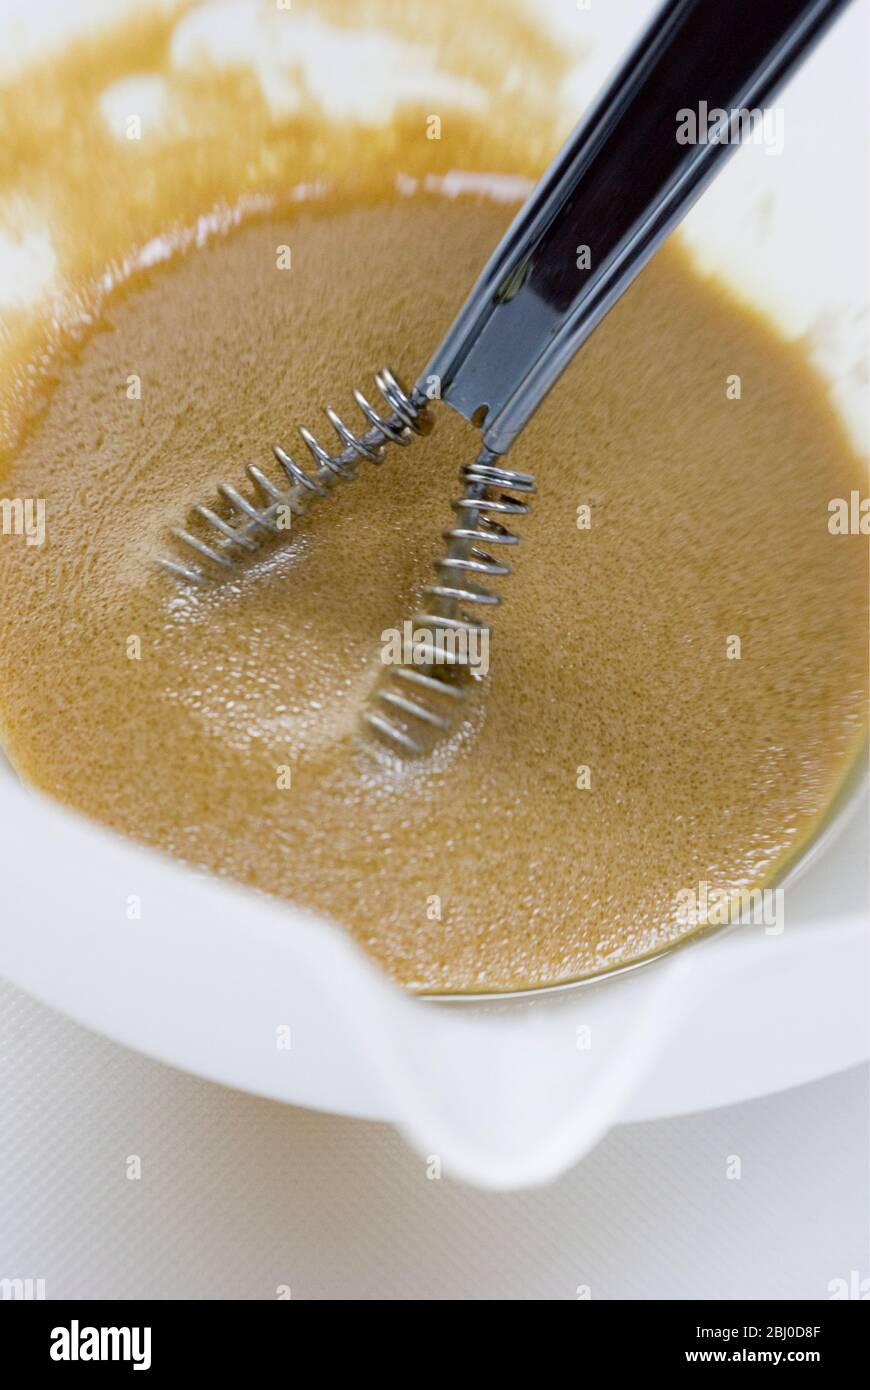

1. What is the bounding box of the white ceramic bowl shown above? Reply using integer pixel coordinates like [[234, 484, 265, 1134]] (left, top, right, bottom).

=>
[[0, 0, 867, 1189]]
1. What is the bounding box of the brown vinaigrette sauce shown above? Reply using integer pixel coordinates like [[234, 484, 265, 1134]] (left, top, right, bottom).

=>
[[0, 4, 866, 992]]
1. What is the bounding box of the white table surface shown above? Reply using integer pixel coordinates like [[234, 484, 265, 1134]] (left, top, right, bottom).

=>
[[0, 977, 866, 1301]]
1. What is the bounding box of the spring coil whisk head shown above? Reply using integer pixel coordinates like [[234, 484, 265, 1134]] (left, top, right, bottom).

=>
[[364, 455, 535, 755], [159, 368, 431, 584]]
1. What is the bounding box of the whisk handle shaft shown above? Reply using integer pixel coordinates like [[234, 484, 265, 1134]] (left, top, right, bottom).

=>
[[422, 0, 850, 454]]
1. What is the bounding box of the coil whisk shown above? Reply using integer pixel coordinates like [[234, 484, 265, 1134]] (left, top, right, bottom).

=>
[[159, 368, 431, 584], [364, 455, 535, 755]]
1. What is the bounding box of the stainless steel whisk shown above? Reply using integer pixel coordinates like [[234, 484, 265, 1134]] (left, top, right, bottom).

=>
[[364, 456, 535, 754], [158, 368, 433, 584], [160, 0, 848, 753]]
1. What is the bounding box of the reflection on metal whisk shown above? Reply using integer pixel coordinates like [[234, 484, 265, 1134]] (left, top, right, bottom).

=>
[[159, 368, 431, 584], [363, 456, 534, 755]]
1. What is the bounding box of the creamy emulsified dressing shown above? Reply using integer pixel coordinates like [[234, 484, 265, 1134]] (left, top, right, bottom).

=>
[[0, 5, 866, 993]]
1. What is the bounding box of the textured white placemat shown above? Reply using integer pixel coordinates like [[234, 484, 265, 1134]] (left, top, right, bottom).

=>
[[0, 978, 866, 1301]]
